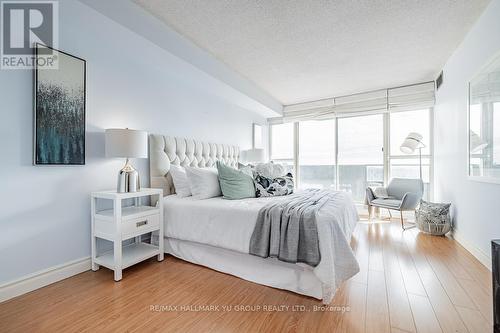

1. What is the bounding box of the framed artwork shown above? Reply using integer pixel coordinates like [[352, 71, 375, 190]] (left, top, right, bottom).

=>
[[34, 43, 86, 165], [253, 123, 263, 149]]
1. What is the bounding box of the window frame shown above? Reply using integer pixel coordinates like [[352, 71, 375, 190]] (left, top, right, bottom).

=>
[[386, 108, 434, 200], [269, 122, 297, 180], [269, 108, 434, 200], [294, 119, 338, 190]]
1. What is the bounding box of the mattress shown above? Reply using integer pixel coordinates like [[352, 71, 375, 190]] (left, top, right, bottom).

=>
[[163, 195, 286, 254]]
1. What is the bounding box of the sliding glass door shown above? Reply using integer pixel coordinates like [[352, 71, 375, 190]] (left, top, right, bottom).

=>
[[389, 109, 431, 199], [338, 115, 384, 202], [270, 122, 295, 175], [298, 119, 336, 189], [270, 108, 432, 203]]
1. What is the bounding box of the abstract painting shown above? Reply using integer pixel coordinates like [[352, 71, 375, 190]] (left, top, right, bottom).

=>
[[34, 44, 86, 165]]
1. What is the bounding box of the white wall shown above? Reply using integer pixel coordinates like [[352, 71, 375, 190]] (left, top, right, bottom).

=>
[[0, 0, 269, 284], [434, 0, 500, 267]]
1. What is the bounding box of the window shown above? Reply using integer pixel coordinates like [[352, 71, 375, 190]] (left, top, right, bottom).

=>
[[270, 123, 295, 175], [338, 115, 384, 202], [271, 123, 294, 160], [269, 108, 433, 202], [389, 109, 432, 200], [298, 120, 335, 189], [390, 110, 430, 156]]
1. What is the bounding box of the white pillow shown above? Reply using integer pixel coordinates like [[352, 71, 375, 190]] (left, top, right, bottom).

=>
[[170, 165, 191, 197], [254, 162, 285, 179], [185, 167, 222, 199]]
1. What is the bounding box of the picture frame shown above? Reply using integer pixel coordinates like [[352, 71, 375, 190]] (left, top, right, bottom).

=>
[[34, 43, 86, 165]]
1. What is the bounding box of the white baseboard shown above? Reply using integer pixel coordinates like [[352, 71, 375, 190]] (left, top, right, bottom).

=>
[[0, 257, 91, 303], [450, 229, 491, 271]]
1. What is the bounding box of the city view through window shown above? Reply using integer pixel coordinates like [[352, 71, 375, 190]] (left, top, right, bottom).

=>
[[271, 110, 431, 202]]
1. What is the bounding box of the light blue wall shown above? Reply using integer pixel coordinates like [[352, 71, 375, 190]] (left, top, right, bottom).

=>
[[434, 0, 500, 266], [0, 0, 270, 284]]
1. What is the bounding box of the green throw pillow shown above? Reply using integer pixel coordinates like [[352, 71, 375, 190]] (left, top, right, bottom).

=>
[[216, 161, 256, 199]]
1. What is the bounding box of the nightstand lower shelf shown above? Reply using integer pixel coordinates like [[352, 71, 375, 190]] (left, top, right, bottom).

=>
[[94, 242, 160, 271]]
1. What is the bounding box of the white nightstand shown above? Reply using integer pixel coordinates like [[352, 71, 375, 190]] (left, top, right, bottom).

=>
[[90, 188, 164, 281]]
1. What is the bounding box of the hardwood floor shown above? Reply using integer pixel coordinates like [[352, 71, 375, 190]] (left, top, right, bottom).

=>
[[0, 218, 493, 332]]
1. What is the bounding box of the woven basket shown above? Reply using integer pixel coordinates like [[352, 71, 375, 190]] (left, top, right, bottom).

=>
[[415, 200, 452, 236], [416, 218, 451, 236]]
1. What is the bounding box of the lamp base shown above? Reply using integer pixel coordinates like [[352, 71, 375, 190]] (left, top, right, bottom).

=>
[[117, 159, 140, 193]]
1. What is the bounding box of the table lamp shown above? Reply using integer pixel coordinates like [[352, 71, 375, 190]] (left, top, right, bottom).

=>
[[243, 148, 265, 164], [105, 128, 148, 193]]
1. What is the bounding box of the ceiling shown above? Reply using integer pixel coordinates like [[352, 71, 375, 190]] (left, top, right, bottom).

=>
[[133, 0, 490, 105]]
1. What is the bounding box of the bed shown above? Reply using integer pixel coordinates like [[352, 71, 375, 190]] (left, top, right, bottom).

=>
[[149, 134, 359, 303]]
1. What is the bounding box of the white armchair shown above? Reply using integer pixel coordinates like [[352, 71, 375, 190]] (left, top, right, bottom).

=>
[[366, 178, 424, 229]]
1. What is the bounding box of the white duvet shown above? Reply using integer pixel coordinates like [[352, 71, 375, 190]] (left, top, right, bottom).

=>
[[163, 191, 360, 302]]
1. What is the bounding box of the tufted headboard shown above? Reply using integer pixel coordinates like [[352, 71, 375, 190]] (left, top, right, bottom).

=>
[[149, 134, 240, 196]]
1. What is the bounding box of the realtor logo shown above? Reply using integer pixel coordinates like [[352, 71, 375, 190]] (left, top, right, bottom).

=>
[[1, 0, 58, 69]]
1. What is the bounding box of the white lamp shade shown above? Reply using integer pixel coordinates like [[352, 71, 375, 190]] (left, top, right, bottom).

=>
[[105, 129, 148, 158], [400, 132, 424, 154], [243, 148, 265, 163], [470, 130, 488, 153]]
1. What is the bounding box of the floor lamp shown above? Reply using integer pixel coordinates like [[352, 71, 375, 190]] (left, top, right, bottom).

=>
[[400, 132, 426, 180]]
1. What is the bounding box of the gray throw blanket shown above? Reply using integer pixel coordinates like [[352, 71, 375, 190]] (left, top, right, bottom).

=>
[[249, 189, 339, 266]]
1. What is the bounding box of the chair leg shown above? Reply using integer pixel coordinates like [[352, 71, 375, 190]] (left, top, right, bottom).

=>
[[368, 205, 372, 221], [388, 209, 393, 219], [400, 211, 404, 230]]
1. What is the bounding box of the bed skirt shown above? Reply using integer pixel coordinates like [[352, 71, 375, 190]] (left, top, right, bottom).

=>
[[153, 235, 324, 301]]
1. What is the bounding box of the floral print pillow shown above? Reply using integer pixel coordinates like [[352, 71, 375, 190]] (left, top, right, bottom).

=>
[[254, 172, 294, 197]]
